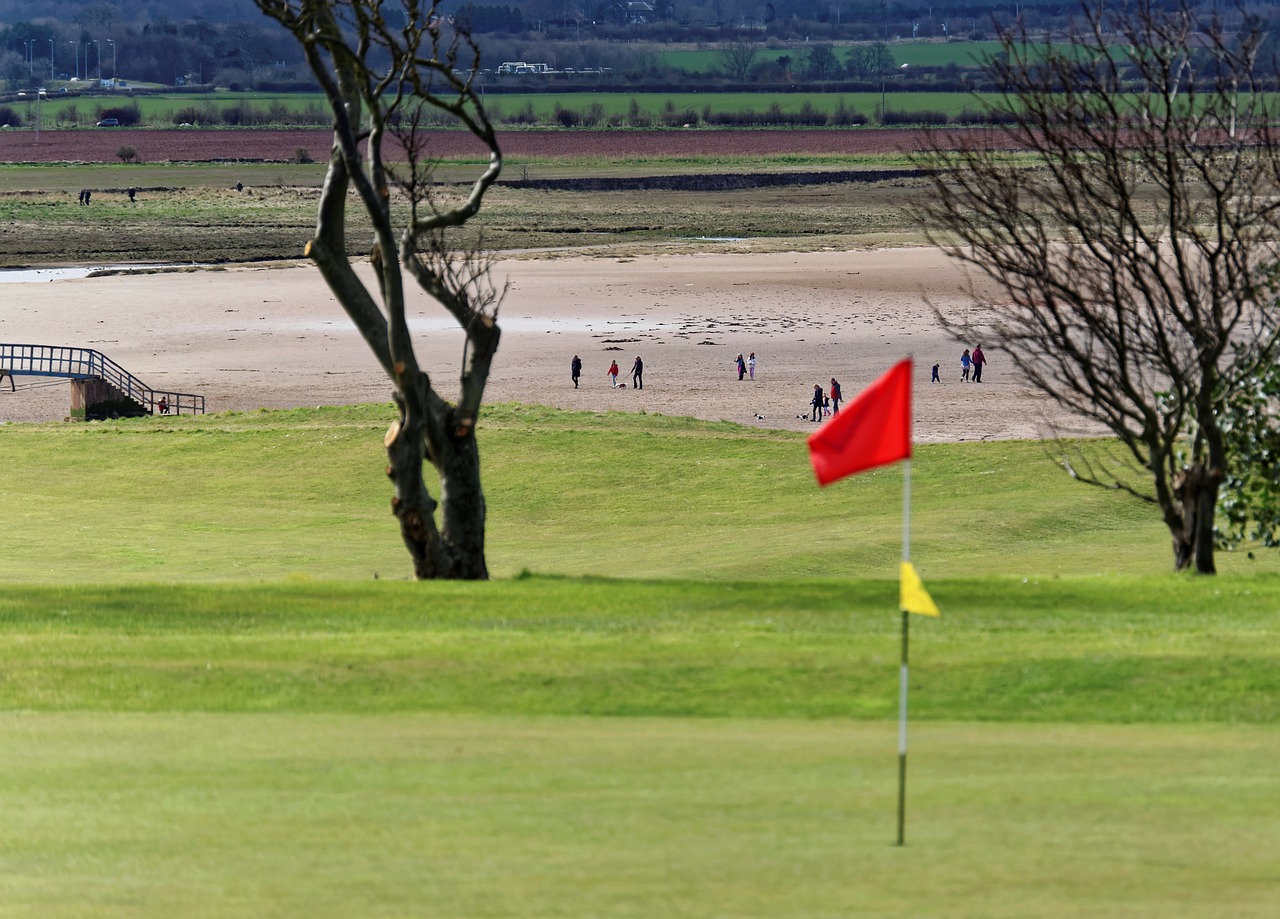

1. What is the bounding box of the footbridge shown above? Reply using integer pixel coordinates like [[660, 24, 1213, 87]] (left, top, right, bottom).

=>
[[0, 343, 205, 418]]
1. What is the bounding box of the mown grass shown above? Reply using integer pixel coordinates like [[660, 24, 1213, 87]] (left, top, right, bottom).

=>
[[1, 575, 1278, 723], [0, 403, 1227, 582], [4, 404, 1279, 917], [3, 714, 1276, 919]]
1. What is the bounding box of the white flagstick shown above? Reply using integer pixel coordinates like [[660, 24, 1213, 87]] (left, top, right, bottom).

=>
[[897, 459, 911, 847]]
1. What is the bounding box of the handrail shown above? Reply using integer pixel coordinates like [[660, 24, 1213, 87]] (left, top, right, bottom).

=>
[[0, 343, 205, 414]]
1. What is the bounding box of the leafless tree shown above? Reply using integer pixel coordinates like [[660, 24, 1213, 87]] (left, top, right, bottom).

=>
[[845, 41, 894, 81], [915, 1, 1280, 574], [254, 0, 503, 579], [717, 39, 758, 81]]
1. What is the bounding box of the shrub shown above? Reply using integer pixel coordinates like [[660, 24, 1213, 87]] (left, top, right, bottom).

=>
[[116, 145, 138, 163], [881, 109, 949, 126], [0, 105, 22, 127], [293, 147, 313, 164], [952, 108, 1019, 126], [553, 104, 580, 127], [626, 97, 650, 128], [96, 102, 142, 126], [503, 100, 538, 125], [828, 98, 867, 126]]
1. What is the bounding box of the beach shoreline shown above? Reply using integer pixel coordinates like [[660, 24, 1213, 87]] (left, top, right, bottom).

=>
[[0, 247, 1100, 442]]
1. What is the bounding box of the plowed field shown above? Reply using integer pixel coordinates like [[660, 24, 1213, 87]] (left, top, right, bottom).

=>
[[0, 127, 1009, 163]]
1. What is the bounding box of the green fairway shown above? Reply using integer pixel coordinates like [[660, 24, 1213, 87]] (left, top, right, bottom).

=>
[[1, 576, 1277, 722], [2, 714, 1276, 918], [1, 403, 1259, 582], [4, 404, 1280, 916]]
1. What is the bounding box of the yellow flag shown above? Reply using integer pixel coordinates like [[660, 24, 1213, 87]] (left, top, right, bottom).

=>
[[899, 561, 939, 617]]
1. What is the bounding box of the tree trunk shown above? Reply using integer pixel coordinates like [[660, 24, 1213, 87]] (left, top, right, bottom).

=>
[[436, 434, 488, 580], [384, 401, 489, 580], [1172, 463, 1218, 574], [385, 392, 440, 579]]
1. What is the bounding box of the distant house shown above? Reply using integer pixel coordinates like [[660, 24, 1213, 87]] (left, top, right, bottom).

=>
[[625, 1, 654, 23], [497, 61, 551, 75]]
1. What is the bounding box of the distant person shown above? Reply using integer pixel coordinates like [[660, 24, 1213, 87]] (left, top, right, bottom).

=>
[[960, 348, 971, 382], [971, 344, 987, 383], [736, 353, 747, 380], [811, 384, 824, 422], [571, 354, 582, 388], [236, 182, 244, 192], [77, 189, 86, 205], [127, 187, 136, 202], [829, 378, 843, 414], [84, 189, 91, 205], [607, 359, 619, 388], [630, 354, 643, 390], [748, 352, 757, 380], [931, 362, 941, 383], [157, 396, 168, 415]]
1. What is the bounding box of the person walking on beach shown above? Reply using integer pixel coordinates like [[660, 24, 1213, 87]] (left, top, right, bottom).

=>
[[811, 384, 825, 422], [747, 352, 757, 380], [630, 355, 644, 390], [931, 362, 941, 383], [571, 355, 582, 388], [829, 378, 843, 414], [960, 348, 971, 382], [736, 354, 747, 380], [971, 344, 986, 383], [607, 360, 620, 388]]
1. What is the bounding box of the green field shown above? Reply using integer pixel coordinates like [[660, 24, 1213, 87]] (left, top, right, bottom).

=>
[[27, 88, 993, 128], [660, 41, 1007, 72], [3, 404, 1280, 915], [482, 91, 985, 120]]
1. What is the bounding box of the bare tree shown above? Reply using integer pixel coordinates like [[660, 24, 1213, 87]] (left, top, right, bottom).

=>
[[254, 0, 503, 579], [845, 41, 894, 81], [915, 1, 1280, 574], [802, 43, 840, 81], [716, 39, 758, 81]]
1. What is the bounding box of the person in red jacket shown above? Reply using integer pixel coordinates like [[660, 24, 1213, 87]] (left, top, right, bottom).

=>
[[829, 378, 843, 414], [971, 344, 987, 383], [607, 360, 620, 387]]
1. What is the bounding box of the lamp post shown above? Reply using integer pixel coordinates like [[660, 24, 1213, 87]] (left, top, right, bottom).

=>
[[23, 40, 31, 75], [69, 41, 78, 81], [49, 39, 54, 80], [94, 40, 102, 80], [107, 40, 115, 82]]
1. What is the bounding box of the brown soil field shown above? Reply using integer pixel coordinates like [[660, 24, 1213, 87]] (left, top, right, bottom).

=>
[[0, 127, 1011, 164]]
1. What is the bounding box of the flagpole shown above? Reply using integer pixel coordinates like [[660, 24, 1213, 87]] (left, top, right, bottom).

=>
[[897, 458, 911, 847]]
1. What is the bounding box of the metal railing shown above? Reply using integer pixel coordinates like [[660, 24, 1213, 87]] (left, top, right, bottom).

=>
[[0, 343, 205, 415]]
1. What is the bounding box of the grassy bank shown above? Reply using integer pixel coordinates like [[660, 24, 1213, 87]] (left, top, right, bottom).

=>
[[0, 403, 1224, 582]]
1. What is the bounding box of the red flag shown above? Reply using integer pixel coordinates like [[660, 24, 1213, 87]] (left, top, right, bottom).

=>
[[808, 359, 912, 486]]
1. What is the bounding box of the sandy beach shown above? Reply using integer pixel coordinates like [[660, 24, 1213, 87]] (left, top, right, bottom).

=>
[[0, 247, 1101, 442]]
